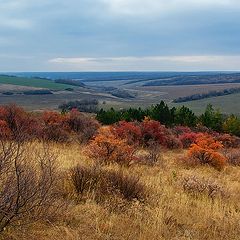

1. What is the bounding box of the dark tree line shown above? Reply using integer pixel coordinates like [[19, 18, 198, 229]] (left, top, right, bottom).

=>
[[96, 101, 197, 127], [174, 87, 240, 103], [59, 99, 99, 113]]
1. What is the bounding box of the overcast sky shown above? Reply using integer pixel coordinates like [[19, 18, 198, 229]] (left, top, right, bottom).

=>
[[1, 0, 240, 71]]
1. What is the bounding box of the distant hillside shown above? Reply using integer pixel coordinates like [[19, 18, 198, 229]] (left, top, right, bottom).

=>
[[0, 75, 75, 90], [143, 73, 240, 86], [173, 87, 240, 103], [54, 79, 85, 87]]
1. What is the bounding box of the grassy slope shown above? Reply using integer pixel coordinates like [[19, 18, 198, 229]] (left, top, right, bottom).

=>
[[3, 143, 240, 240], [0, 75, 72, 90], [172, 92, 240, 115]]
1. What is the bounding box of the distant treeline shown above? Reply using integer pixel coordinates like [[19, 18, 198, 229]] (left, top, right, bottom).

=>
[[23, 90, 53, 95], [96, 101, 240, 136], [174, 87, 240, 103], [1, 90, 53, 96], [95, 86, 136, 99], [59, 99, 99, 113], [55, 79, 85, 87]]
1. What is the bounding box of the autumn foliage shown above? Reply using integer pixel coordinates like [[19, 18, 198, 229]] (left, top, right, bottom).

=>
[[86, 126, 137, 165], [188, 134, 227, 170], [0, 105, 99, 143], [114, 121, 142, 146]]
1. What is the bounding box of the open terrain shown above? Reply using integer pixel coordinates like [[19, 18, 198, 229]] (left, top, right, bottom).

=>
[[2, 143, 240, 240], [0, 104, 239, 240], [1, 72, 240, 114]]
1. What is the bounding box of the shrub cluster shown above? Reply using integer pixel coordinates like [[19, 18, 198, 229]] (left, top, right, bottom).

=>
[[0, 105, 99, 143], [181, 175, 226, 199]]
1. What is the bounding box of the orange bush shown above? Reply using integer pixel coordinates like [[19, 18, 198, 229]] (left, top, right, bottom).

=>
[[188, 134, 227, 170], [86, 126, 137, 165]]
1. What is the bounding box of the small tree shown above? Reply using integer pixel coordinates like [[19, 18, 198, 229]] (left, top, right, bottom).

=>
[[223, 115, 240, 136], [200, 104, 224, 132]]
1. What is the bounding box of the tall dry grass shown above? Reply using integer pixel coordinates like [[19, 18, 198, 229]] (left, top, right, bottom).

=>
[[1, 143, 240, 240]]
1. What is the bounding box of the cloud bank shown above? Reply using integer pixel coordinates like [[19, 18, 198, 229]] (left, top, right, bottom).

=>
[[0, 0, 240, 71]]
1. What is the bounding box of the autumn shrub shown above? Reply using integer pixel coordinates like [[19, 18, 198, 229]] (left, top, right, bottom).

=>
[[67, 109, 100, 143], [172, 126, 192, 136], [114, 121, 142, 146], [0, 105, 41, 141], [41, 111, 70, 142], [187, 134, 227, 170], [215, 133, 240, 148], [165, 132, 183, 149], [86, 126, 137, 166], [181, 175, 226, 199], [179, 132, 201, 148]]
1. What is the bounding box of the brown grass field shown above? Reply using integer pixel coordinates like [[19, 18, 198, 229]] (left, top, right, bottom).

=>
[[2, 142, 240, 240], [2, 82, 240, 114]]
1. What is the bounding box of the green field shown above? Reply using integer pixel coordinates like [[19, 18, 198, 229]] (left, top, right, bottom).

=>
[[0, 75, 72, 90]]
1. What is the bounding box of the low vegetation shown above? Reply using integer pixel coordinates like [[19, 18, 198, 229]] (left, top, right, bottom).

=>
[[59, 99, 99, 113], [0, 103, 240, 239]]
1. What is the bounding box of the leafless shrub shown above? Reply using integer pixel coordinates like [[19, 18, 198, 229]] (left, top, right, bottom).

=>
[[0, 140, 61, 233], [146, 142, 163, 166], [70, 166, 146, 202], [70, 165, 104, 196], [106, 170, 146, 202], [225, 149, 240, 166], [181, 175, 226, 199]]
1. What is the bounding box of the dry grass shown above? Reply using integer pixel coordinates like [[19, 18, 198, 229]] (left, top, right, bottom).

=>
[[1, 143, 240, 240]]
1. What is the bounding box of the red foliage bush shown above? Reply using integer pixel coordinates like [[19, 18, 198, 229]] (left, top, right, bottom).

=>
[[179, 132, 202, 148], [188, 134, 227, 170], [172, 126, 192, 136], [215, 133, 240, 149], [141, 119, 182, 149], [165, 131, 183, 149], [41, 111, 70, 142], [67, 109, 100, 143], [0, 105, 41, 141], [141, 119, 168, 147], [114, 121, 142, 146]]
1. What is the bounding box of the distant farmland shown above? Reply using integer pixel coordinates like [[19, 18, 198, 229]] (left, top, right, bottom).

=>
[[0, 75, 72, 90]]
